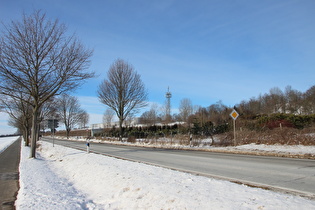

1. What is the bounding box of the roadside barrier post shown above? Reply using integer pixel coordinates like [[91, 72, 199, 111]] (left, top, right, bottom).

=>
[[86, 138, 90, 153]]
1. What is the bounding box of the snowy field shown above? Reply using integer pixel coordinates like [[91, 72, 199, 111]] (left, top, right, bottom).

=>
[[16, 140, 315, 209], [0, 135, 19, 153]]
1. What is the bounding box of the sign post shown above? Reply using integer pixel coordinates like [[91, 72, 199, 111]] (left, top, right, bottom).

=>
[[48, 119, 59, 147], [230, 109, 239, 146]]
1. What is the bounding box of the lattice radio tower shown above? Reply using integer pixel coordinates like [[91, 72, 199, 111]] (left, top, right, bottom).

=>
[[165, 87, 172, 118]]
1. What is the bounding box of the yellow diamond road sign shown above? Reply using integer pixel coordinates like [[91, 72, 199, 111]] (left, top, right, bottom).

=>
[[230, 110, 239, 120]]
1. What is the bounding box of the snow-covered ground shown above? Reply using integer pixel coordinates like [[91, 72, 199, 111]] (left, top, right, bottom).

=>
[[0, 135, 19, 153], [16, 139, 315, 209], [227, 143, 315, 155]]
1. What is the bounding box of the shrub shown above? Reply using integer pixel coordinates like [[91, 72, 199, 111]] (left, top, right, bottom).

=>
[[127, 136, 136, 143], [257, 113, 315, 130]]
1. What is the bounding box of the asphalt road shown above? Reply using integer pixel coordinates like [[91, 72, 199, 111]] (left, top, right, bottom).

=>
[[42, 137, 315, 198]]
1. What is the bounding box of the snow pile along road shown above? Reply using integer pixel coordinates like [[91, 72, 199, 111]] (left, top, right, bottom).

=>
[[209, 143, 315, 158], [16, 141, 315, 209], [235, 143, 315, 155]]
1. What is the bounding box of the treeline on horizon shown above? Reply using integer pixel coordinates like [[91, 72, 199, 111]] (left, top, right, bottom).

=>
[[96, 85, 315, 139]]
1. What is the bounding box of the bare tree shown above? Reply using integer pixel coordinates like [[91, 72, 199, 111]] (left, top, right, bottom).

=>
[[148, 103, 159, 125], [284, 85, 303, 114], [139, 111, 151, 125], [303, 85, 315, 114], [103, 108, 115, 128], [55, 94, 86, 138], [40, 98, 58, 132], [124, 112, 135, 127], [1, 94, 32, 145], [179, 98, 193, 123], [267, 87, 285, 113], [139, 103, 160, 125], [0, 11, 94, 157], [98, 59, 148, 141], [78, 110, 89, 129]]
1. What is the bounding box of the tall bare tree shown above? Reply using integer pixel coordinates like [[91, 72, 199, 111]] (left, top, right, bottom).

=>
[[0, 11, 94, 157], [98, 59, 148, 141]]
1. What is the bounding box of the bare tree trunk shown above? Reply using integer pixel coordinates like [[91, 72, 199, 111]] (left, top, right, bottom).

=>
[[22, 129, 27, 146], [119, 119, 123, 141], [30, 107, 39, 158], [23, 125, 29, 146], [36, 123, 40, 143], [26, 128, 30, 146], [66, 128, 70, 139]]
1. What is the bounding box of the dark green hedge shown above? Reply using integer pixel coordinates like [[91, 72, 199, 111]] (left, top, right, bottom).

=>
[[257, 113, 315, 129]]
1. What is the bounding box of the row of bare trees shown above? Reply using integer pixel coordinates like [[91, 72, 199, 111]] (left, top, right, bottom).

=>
[[1, 94, 89, 140], [0, 10, 150, 151], [237, 85, 315, 117], [0, 11, 94, 157], [138, 100, 231, 134]]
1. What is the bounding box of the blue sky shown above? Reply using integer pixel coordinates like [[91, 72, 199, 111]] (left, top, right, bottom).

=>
[[1, 0, 315, 134]]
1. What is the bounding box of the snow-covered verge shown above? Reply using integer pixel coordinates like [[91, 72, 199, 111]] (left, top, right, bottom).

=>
[[16, 140, 315, 209], [0, 136, 19, 153], [223, 143, 315, 156]]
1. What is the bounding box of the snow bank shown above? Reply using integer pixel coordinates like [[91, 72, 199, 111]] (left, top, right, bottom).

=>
[[204, 143, 315, 159], [16, 140, 315, 209], [235, 143, 315, 155], [16, 141, 99, 209], [0, 136, 19, 153]]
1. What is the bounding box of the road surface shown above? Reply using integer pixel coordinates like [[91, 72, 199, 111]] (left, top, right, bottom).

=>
[[42, 137, 315, 198]]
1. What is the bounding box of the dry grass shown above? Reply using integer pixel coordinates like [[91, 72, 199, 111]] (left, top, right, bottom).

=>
[[216, 127, 315, 146]]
